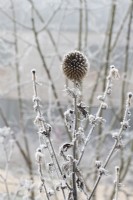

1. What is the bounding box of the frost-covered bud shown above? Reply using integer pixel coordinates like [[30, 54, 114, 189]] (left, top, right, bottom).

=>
[[108, 65, 120, 79], [127, 92, 133, 107], [95, 160, 102, 169], [99, 167, 108, 176], [62, 51, 89, 82], [127, 110, 131, 116], [35, 148, 44, 163], [96, 117, 106, 124], [76, 178, 84, 191], [61, 180, 67, 189], [115, 166, 120, 172], [48, 189, 54, 196], [112, 132, 119, 140], [107, 88, 112, 95], [115, 141, 123, 150], [101, 102, 108, 109], [0, 127, 13, 138], [88, 115, 96, 124], [97, 95, 104, 101], [39, 124, 52, 137], [31, 69, 36, 74], [121, 120, 130, 130], [34, 115, 45, 127], [47, 163, 55, 173]]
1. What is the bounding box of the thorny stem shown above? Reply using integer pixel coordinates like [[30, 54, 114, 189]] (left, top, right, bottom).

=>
[[88, 94, 132, 200], [72, 81, 78, 200]]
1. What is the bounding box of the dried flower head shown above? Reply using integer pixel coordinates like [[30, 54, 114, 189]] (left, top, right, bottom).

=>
[[62, 51, 89, 82]]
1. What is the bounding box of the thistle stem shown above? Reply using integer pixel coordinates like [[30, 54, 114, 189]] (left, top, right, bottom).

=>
[[72, 81, 78, 200]]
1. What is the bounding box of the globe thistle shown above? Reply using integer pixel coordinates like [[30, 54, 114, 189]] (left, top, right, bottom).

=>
[[62, 51, 89, 82]]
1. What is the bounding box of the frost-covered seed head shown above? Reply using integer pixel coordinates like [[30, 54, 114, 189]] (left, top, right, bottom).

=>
[[62, 51, 89, 82]]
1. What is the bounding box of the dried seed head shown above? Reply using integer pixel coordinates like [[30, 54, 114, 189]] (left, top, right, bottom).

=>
[[62, 51, 89, 82]]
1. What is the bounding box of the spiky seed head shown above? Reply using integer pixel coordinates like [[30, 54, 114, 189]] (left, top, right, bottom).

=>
[[62, 51, 89, 82]]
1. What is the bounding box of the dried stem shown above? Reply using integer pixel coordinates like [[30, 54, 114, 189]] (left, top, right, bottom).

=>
[[30, 5, 71, 140], [38, 162, 50, 200], [72, 82, 78, 200], [120, 0, 133, 120], [78, 0, 83, 51], [113, 166, 120, 200], [32, 70, 71, 198], [84, 0, 88, 51], [10, 1, 34, 198], [78, 67, 117, 165], [103, 0, 116, 91], [111, 5, 131, 51], [88, 93, 132, 200]]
